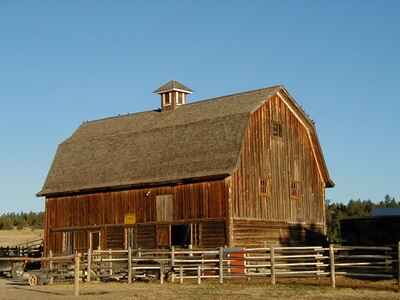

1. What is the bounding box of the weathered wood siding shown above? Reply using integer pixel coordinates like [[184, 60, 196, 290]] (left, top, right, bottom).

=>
[[230, 94, 326, 246], [45, 180, 228, 254]]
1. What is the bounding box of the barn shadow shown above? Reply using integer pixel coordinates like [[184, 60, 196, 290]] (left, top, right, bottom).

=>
[[279, 223, 327, 246]]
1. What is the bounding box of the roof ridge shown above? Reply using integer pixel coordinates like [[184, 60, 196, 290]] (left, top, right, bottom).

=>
[[188, 85, 282, 106], [74, 111, 251, 142], [83, 84, 282, 125]]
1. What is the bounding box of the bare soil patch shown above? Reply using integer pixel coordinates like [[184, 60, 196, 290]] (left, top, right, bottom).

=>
[[0, 278, 399, 300]]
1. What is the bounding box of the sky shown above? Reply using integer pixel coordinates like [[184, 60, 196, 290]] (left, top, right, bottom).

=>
[[0, 1, 399, 213]]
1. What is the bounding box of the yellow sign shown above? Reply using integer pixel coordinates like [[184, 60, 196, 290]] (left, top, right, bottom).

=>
[[124, 213, 136, 225]]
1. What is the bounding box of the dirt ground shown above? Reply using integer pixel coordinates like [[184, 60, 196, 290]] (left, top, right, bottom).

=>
[[0, 277, 399, 300], [0, 229, 43, 247]]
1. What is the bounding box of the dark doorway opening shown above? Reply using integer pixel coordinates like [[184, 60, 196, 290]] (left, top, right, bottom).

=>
[[171, 224, 190, 247]]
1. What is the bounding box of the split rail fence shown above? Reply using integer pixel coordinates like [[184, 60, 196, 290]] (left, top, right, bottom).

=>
[[1, 243, 400, 296]]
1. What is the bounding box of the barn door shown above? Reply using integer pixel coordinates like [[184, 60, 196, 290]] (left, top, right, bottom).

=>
[[157, 224, 170, 248], [156, 194, 173, 221], [89, 231, 101, 251]]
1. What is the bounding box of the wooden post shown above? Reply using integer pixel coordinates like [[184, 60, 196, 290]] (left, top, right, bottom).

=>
[[197, 265, 201, 285], [179, 265, 183, 284], [87, 248, 92, 282], [189, 244, 193, 257], [171, 246, 175, 283], [74, 253, 81, 297], [270, 246, 276, 285], [128, 246, 132, 284], [108, 249, 113, 276], [316, 249, 321, 280], [219, 247, 224, 284], [160, 264, 164, 285], [329, 244, 336, 288], [397, 241, 400, 290], [49, 250, 54, 285]]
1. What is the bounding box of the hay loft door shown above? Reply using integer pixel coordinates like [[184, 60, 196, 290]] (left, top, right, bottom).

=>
[[156, 194, 173, 222]]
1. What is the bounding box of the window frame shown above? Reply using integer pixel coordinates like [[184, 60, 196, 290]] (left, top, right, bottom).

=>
[[163, 93, 171, 106], [272, 121, 283, 138], [259, 177, 270, 198], [290, 181, 302, 199]]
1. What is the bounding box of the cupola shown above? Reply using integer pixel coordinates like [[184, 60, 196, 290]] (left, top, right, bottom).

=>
[[154, 80, 192, 111]]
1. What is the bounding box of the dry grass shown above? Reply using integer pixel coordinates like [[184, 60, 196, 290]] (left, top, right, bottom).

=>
[[0, 278, 399, 300], [0, 229, 43, 247]]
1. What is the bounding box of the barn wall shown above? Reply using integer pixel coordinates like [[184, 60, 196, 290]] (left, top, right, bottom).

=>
[[230, 94, 326, 245], [232, 220, 325, 247], [45, 179, 228, 254]]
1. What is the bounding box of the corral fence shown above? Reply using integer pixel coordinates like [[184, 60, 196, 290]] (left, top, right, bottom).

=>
[[85, 243, 400, 288], [0, 243, 400, 296], [0, 238, 43, 258]]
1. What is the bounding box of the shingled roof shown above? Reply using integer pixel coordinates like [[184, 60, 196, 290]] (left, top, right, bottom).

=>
[[38, 85, 283, 196], [153, 80, 193, 94]]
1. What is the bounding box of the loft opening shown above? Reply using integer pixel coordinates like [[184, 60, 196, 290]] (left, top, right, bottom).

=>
[[272, 121, 283, 137]]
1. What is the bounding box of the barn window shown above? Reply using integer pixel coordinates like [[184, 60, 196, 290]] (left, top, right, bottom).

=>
[[177, 92, 184, 105], [163, 93, 171, 106], [259, 177, 270, 197], [290, 181, 301, 199], [272, 121, 282, 137], [156, 194, 173, 222]]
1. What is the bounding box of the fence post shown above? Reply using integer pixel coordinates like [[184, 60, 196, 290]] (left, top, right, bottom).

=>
[[270, 246, 276, 285], [219, 247, 224, 284], [179, 265, 183, 284], [108, 249, 113, 276], [329, 244, 336, 288], [397, 241, 400, 290], [189, 244, 193, 257], [74, 253, 81, 297], [160, 263, 164, 285], [171, 246, 175, 283], [316, 248, 321, 280], [87, 248, 92, 282], [49, 250, 54, 285], [197, 265, 201, 285], [128, 246, 132, 284]]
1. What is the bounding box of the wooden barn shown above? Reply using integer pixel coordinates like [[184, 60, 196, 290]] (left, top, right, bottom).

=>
[[38, 80, 334, 255]]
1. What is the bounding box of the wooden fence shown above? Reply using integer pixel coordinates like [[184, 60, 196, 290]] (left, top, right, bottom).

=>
[[85, 243, 400, 288], [0, 239, 43, 258], [1, 243, 400, 296]]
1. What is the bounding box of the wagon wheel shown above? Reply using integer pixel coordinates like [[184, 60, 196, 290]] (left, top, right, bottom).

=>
[[28, 274, 38, 286]]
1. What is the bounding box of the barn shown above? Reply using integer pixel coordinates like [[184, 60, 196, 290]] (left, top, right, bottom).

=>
[[38, 80, 334, 255]]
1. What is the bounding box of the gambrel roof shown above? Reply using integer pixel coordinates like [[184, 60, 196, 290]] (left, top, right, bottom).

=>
[[38, 85, 333, 197]]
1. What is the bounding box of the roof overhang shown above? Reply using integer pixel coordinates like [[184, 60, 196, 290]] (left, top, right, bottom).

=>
[[37, 173, 229, 198]]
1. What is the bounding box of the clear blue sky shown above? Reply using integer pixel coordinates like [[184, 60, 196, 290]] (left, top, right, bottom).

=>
[[0, 1, 399, 213]]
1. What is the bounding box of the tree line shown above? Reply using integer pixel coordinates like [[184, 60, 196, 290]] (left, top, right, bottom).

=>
[[0, 211, 44, 230], [326, 194, 399, 242]]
